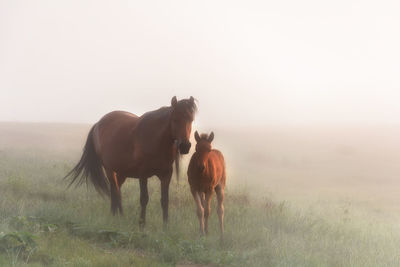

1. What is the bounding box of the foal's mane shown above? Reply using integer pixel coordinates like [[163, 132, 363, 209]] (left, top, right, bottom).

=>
[[199, 133, 210, 140]]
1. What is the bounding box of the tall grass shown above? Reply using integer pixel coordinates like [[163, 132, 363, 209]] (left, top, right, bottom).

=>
[[1, 122, 400, 266], [1, 148, 400, 266]]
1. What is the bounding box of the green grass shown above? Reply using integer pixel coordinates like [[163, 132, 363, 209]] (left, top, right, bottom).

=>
[[1, 150, 400, 266], [1, 123, 400, 266]]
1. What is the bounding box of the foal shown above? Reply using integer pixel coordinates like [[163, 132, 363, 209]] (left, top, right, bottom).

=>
[[187, 131, 226, 235]]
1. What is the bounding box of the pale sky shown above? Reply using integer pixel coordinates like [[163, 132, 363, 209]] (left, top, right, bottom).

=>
[[1, 0, 399, 127]]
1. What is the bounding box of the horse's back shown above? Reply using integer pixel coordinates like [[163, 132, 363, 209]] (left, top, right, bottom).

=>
[[93, 111, 139, 171], [95, 111, 139, 142], [98, 110, 139, 127]]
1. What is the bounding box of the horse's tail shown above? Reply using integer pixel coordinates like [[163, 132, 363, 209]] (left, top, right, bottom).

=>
[[64, 124, 110, 196]]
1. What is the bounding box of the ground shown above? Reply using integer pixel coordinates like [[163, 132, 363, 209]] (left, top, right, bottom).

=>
[[0, 122, 400, 266]]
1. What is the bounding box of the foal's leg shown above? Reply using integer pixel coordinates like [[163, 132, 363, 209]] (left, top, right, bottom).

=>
[[204, 190, 213, 235], [201, 192, 206, 209], [192, 190, 205, 234], [106, 170, 122, 216], [139, 178, 149, 228], [215, 185, 225, 236]]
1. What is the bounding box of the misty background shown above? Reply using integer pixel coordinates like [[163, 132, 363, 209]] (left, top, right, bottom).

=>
[[0, 0, 400, 235], [1, 0, 400, 128], [2, 3, 400, 265]]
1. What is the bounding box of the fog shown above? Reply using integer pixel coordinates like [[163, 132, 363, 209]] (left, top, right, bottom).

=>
[[1, 0, 400, 127]]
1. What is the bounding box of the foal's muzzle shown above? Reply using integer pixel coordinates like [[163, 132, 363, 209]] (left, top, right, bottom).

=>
[[178, 142, 191, 154]]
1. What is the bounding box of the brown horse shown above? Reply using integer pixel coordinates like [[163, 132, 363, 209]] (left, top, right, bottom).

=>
[[65, 96, 196, 226], [187, 131, 226, 236]]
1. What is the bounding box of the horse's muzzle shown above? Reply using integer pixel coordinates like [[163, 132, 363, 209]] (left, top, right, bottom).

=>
[[198, 164, 205, 173], [179, 142, 191, 154]]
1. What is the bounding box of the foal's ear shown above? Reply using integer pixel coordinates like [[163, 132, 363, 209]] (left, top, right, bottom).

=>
[[171, 96, 178, 107], [194, 131, 200, 142], [189, 96, 194, 103], [208, 132, 214, 143]]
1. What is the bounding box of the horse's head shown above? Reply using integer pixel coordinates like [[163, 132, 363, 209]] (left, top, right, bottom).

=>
[[170, 96, 197, 154], [194, 131, 214, 172]]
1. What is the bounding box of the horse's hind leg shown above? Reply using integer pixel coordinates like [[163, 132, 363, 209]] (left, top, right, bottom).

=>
[[139, 178, 149, 228], [215, 185, 225, 236], [106, 170, 123, 216], [117, 175, 126, 215]]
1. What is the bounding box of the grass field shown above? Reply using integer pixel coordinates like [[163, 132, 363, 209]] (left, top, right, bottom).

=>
[[1, 122, 400, 266]]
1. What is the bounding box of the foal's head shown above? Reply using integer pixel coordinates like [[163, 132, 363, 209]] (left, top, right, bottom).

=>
[[194, 131, 214, 172], [170, 96, 197, 154]]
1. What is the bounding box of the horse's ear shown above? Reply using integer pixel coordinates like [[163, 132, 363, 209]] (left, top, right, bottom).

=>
[[190, 96, 194, 103], [208, 132, 214, 143], [194, 131, 200, 142], [171, 96, 177, 107]]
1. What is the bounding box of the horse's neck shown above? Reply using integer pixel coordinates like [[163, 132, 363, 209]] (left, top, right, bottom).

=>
[[134, 107, 174, 153]]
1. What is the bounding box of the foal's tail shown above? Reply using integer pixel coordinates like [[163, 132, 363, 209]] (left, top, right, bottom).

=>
[[64, 125, 110, 196]]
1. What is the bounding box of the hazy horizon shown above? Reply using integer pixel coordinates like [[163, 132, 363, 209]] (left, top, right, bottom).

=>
[[1, 0, 400, 127], [2, 3, 400, 263]]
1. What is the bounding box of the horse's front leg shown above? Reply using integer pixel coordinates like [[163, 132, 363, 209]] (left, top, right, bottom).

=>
[[139, 178, 149, 228], [158, 171, 172, 226]]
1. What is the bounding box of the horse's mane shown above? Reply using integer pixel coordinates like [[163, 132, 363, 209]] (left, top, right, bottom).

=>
[[178, 98, 198, 116], [140, 98, 197, 121], [174, 98, 197, 183]]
